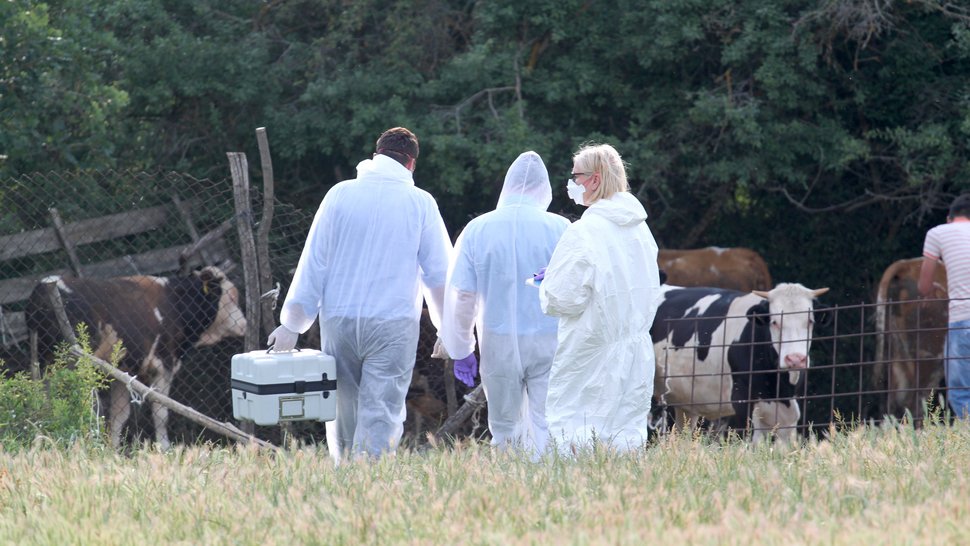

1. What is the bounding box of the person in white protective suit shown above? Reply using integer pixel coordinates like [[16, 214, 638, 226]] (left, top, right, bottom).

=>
[[437, 151, 570, 455], [267, 127, 452, 462], [539, 142, 661, 455]]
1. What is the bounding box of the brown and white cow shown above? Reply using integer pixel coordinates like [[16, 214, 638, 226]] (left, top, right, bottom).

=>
[[873, 257, 948, 423], [25, 266, 247, 448], [658, 247, 772, 292], [651, 283, 830, 443]]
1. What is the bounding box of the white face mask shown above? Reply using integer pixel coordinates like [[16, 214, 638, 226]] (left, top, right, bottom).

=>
[[566, 179, 587, 206]]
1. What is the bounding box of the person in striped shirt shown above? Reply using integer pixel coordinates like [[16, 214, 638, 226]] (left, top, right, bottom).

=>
[[919, 194, 970, 418]]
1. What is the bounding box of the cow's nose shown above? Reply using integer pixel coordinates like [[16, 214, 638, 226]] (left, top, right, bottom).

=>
[[785, 353, 808, 369]]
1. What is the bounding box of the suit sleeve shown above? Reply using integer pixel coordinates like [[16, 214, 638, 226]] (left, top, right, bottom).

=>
[[440, 227, 479, 359], [281, 196, 330, 333], [540, 227, 594, 318], [418, 196, 453, 330]]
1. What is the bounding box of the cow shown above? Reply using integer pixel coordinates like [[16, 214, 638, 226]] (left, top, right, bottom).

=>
[[872, 257, 948, 423], [25, 266, 247, 449], [658, 247, 772, 292], [651, 283, 830, 443]]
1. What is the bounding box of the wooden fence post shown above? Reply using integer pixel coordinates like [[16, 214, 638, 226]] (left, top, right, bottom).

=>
[[444, 360, 458, 417], [255, 127, 278, 339], [228, 152, 261, 438], [41, 279, 75, 345], [48, 208, 84, 277], [228, 152, 262, 354], [29, 330, 40, 380]]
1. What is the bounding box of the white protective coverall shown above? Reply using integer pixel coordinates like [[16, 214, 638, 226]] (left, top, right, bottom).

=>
[[441, 151, 570, 454], [539, 191, 660, 453], [280, 154, 451, 460]]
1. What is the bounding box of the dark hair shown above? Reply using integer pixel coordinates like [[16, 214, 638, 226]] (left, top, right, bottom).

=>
[[949, 194, 970, 219], [375, 127, 419, 167]]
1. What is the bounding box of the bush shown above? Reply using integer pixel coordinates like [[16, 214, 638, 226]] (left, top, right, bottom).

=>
[[0, 328, 109, 451]]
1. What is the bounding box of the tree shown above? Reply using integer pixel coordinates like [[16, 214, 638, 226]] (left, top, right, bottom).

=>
[[99, 0, 277, 176], [0, 1, 127, 178], [4, 0, 970, 302]]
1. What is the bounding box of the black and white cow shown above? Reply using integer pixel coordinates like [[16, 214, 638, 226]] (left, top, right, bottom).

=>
[[25, 266, 247, 449], [650, 283, 830, 443]]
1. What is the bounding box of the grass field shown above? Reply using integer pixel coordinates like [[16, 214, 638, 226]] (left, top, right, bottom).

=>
[[1, 421, 968, 545]]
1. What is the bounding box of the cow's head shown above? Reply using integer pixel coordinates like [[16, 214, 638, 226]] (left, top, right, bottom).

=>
[[194, 266, 247, 346], [752, 283, 830, 384]]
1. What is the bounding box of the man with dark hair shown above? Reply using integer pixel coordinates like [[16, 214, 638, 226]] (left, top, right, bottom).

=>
[[919, 193, 970, 418], [268, 126, 452, 461], [375, 127, 419, 168]]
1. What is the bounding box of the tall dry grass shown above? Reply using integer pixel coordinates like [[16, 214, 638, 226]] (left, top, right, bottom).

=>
[[1, 422, 968, 545]]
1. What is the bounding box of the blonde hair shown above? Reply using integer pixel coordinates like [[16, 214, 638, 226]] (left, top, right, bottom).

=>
[[573, 143, 629, 203]]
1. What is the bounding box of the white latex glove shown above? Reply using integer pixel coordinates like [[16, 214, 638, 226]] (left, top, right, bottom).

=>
[[431, 337, 450, 360], [267, 325, 299, 352]]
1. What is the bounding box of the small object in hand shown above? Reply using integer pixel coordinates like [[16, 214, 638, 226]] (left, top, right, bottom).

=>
[[526, 266, 547, 287]]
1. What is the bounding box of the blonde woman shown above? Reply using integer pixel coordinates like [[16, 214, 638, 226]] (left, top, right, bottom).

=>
[[539, 143, 661, 454]]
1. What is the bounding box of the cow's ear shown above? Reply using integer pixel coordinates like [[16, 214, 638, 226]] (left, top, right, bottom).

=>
[[747, 301, 771, 325], [813, 302, 833, 327]]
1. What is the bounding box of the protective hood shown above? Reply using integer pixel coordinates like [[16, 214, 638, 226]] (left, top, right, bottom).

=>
[[439, 150, 570, 455], [496, 151, 553, 210], [584, 191, 647, 226], [354, 154, 415, 185]]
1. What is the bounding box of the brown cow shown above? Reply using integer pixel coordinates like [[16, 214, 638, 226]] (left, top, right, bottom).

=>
[[26, 266, 247, 448], [658, 247, 772, 292], [873, 257, 948, 423]]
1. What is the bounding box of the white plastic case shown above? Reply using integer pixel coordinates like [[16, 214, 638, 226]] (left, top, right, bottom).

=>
[[231, 349, 337, 425]]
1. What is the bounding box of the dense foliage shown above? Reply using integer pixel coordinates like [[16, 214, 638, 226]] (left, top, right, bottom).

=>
[[3, 0, 970, 303]]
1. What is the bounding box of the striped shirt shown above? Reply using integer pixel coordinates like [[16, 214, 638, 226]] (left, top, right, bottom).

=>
[[923, 220, 970, 322]]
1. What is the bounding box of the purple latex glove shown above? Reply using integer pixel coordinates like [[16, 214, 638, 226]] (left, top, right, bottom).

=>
[[454, 353, 478, 387], [533, 267, 547, 285]]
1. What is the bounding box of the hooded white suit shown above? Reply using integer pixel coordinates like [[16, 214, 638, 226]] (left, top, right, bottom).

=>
[[280, 154, 451, 460], [440, 151, 570, 454], [540, 191, 660, 453]]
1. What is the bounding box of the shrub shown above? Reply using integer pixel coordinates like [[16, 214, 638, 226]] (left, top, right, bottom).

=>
[[0, 327, 109, 451]]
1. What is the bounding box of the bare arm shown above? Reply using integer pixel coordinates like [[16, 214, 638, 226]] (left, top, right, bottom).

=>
[[918, 256, 938, 298]]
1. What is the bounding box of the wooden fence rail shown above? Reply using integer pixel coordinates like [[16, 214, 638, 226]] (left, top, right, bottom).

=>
[[0, 195, 231, 346]]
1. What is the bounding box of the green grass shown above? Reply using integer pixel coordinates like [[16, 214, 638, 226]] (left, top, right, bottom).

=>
[[1, 422, 968, 545]]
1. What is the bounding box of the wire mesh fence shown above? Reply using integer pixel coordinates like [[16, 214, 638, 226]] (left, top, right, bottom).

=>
[[0, 169, 478, 448], [1, 169, 964, 449], [652, 296, 964, 441]]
